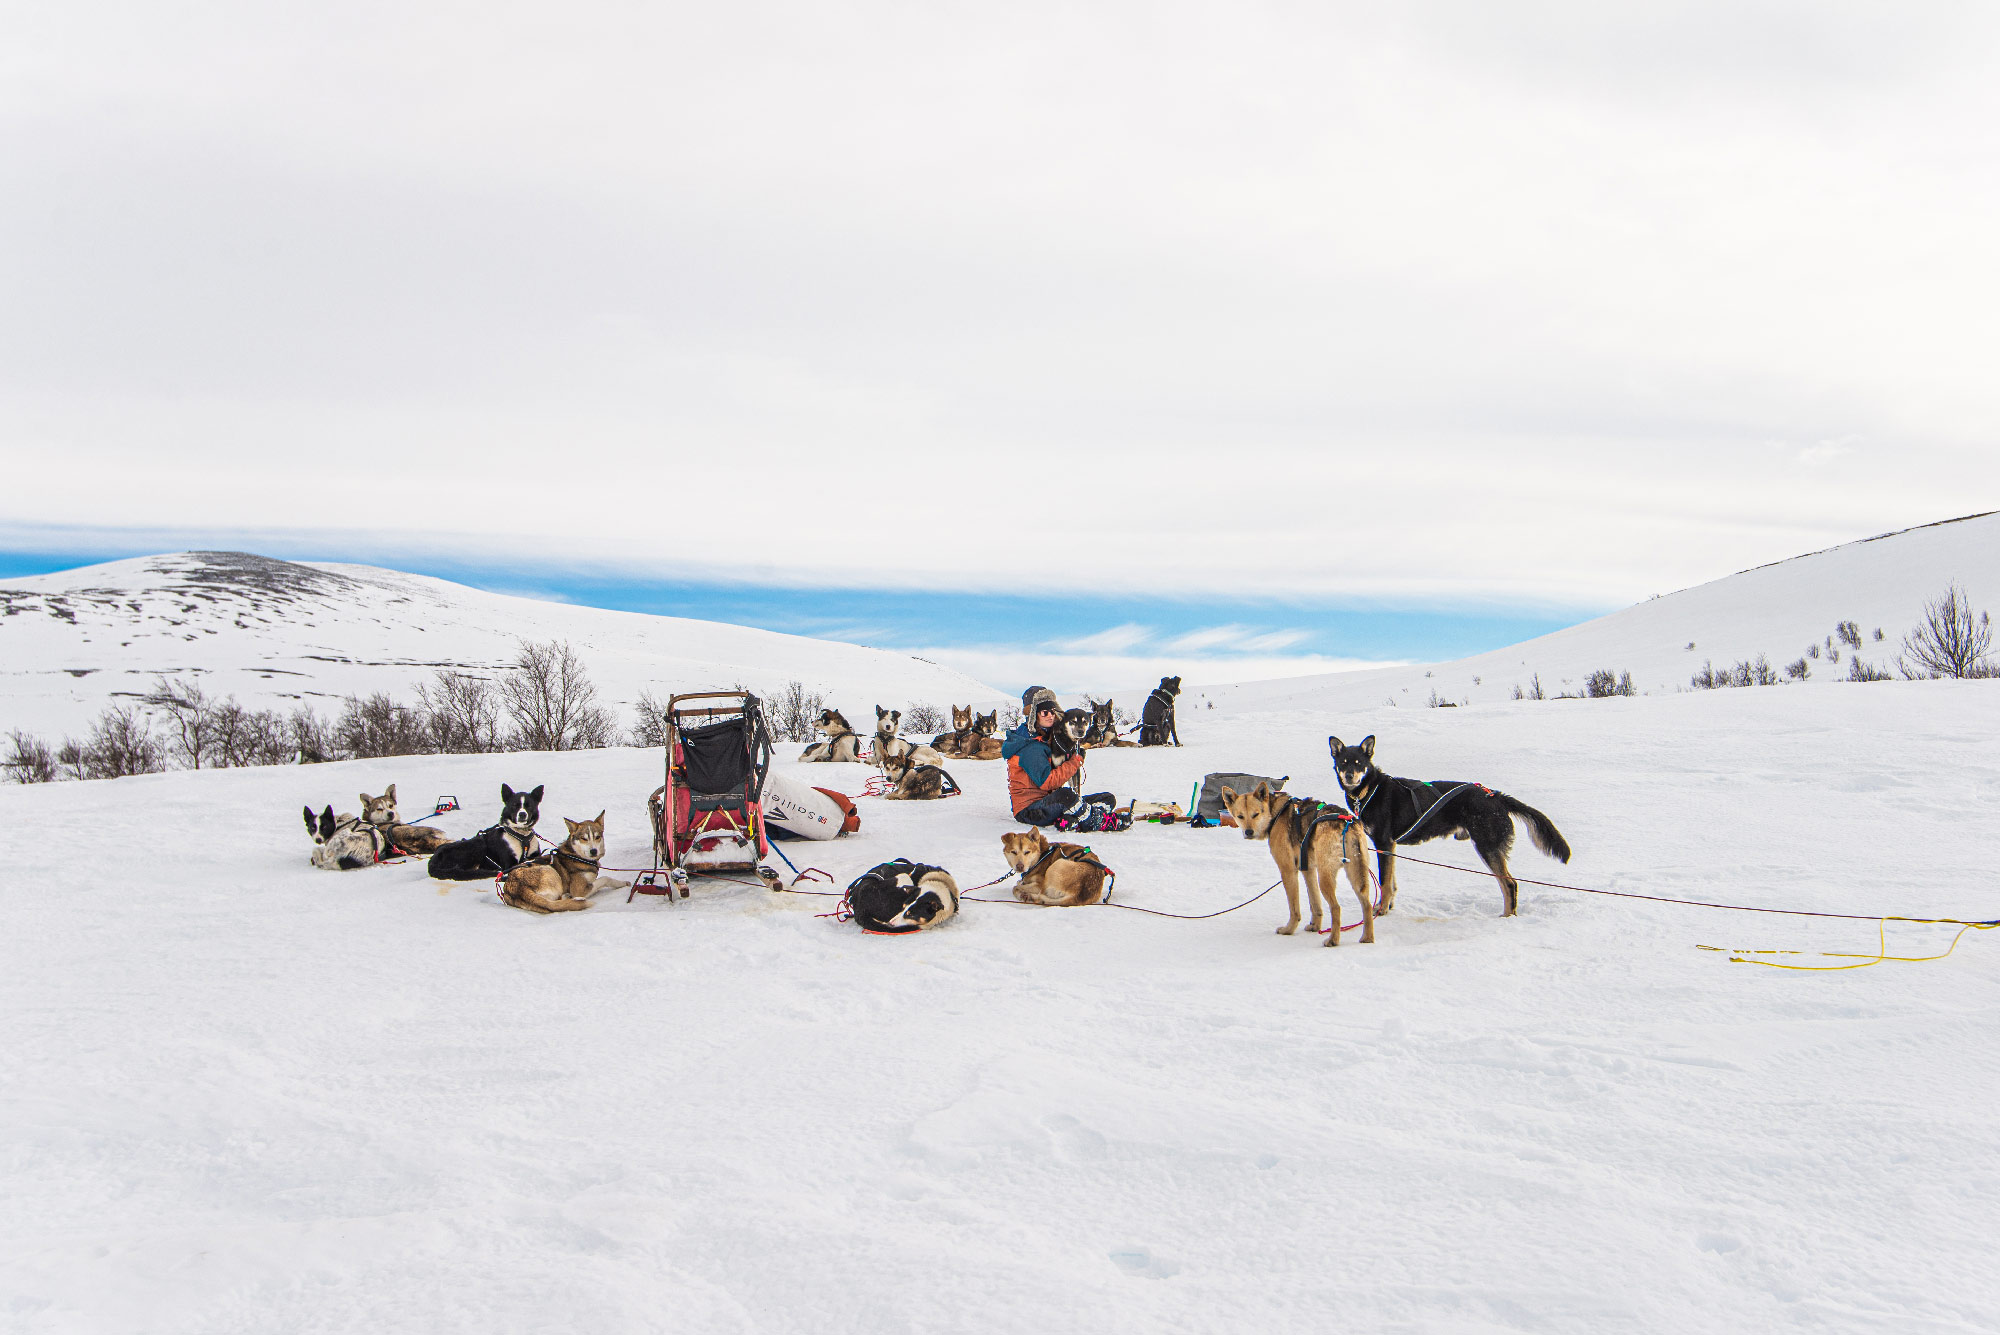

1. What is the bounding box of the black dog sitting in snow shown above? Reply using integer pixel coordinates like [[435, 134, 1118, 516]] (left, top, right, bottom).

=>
[[1329, 735, 1570, 919], [1138, 675, 1182, 747], [427, 783, 545, 881]]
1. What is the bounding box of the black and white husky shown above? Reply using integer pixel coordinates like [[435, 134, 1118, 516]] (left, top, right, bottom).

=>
[[303, 804, 390, 871], [1329, 735, 1570, 918], [427, 784, 545, 881]]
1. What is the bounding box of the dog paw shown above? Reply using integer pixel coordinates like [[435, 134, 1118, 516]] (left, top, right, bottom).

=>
[[1275, 924, 1298, 935]]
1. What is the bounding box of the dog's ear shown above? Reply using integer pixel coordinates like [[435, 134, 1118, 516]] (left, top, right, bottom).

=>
[[359, 792, 372, 809], [385, 783, 396, 804], [529, 785, 544, 804], [303, 805, 316, 833], [1328, 736, 1342, 756], [320, 806, 337, 838], [563, 817, 580, 834], [593, 809, 605, 825], [1253, 781, 1270, 798], [502, 783, 516, 804], [1359, 735, 1375, 760], [1219, 785, 1236, 802]]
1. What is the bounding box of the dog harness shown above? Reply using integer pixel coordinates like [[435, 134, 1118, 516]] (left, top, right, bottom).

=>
[[1284, 796, 1359, 873], [1017, 841, 1116, 901]]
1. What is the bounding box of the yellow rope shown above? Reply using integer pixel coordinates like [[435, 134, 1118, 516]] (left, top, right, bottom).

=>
[[1698, 917, 1997, 971]]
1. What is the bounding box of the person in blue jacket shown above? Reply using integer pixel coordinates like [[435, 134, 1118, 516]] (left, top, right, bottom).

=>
[[1001, 686, 1126, 831]]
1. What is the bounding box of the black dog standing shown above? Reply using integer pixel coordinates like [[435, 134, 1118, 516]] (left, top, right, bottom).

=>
[[428, 783, 546, 881], [1329, 735, 1570, 917]]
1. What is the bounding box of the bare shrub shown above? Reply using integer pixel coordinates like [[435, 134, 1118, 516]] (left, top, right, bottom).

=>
[[1691, 661, 1719, 690], [1872, 627, 1884, 641], [902, 702, 948, 734], [4, 730, 57, 783], [767, 680, 827, 743], [60, 705, 166, 780], [1784, 657, 1810, 681], [1835, 621, 1862, 650], [1806, 643, 1819, 660], [145, 675, 218, 769], [1847, 656, 1893, 683], [1584, 669, 1635, 698], [290, 706, 342, 763], [629, 688, 671, 748], [1511, 684, 1524, 700], [337, 692, 428, 759], [1897, 583, 1994, 680], [417, 671, 503, 754], [210, 702, 296, 767], [1527, 673, 1546, 701], [501, 640, 616, 751]]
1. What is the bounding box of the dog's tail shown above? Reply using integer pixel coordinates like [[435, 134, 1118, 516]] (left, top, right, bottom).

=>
[[1500, 795, 1571, 864]]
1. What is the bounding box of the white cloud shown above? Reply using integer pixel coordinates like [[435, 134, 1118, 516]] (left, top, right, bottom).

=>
[[1049, 623, 1154, 654], [5, 5, 1999, 605]]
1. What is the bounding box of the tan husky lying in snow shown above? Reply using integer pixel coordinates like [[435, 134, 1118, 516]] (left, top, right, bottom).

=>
[[1000, 829, 1110, 906], [498, 812, 630, 914], [358, 784, 452, 856]]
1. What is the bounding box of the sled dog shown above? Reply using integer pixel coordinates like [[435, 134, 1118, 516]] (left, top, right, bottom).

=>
[[800, 709, 865, 763], [1220, 783, 1373, 945], [303, 804, 387, 870], [428, 783, 544, 881], [872, 706, 947, 769], [931, 704, 976, 756], [880, 752, 959, 800], [1084, 699, 1138, 747], [1139, 676, 1182, 746], [498, 811, 628, 914], [1001, 828, 1110, 907], [1330, 735, 1571, 917], [358, 784, 452, 856]]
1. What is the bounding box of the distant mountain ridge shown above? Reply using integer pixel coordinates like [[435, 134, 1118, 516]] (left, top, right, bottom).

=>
[[0, 552, 1003, 736]]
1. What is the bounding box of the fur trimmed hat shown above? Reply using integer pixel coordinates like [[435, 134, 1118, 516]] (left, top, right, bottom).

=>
[[1021, 685, 1060, 722]]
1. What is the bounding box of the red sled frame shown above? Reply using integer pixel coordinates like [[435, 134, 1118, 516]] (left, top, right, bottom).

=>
[[633, 690, 781, 902]]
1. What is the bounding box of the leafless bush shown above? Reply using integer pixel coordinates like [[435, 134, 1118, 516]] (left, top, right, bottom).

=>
[[337, 692, 429, 759], [1847, 656, 1893, 683], [146, 675, 219, 769], [1835, 620, 1862, 650], [290, 706, 342, 763], [417, 671, 503, 754], [767, 680, 827, 743], [501, 639, 615, 751], [629, 688, 671, 748], [1000, 705, 1023, 730], [210, 701, 297, 767], [4, 730, 58, 783], [1584, 669, 1635, 698], [1691, 661, 1719, 690], [1784, 657, 1810, 681], [902, 702, 948, 733], [59, 705, 167, 780], [1897, 584, 1994, 680], [1526, 673, 1546, 701], [1511, 684, 1524, 700], [1806, 642, 1819, 660], [1872, 627, 1884, 641]]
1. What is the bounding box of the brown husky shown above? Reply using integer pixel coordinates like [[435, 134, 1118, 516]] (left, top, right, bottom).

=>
[[359, 784, 453, 856], [497, 811, 628, 914], [1221, 783, 1374, 946], [880, 753, 959, 800], [1001, 829, 1110, 906], [1083, 700, 1138, 747], [800, 708, 864, 763]]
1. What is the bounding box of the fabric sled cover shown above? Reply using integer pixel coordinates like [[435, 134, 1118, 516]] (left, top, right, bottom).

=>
[[1196, 771, 1288, 822], [679, 715, 764, 798], [761, 770, 857, 841]]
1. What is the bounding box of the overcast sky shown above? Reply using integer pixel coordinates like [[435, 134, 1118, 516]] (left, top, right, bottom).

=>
[[5, 2, 1999, 672]]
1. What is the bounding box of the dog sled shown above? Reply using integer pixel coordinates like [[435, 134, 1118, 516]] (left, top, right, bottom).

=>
[[635, 691, 779, 901]]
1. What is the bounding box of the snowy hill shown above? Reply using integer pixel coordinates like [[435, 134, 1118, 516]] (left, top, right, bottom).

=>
[[1203, 511, 2000, 715], [0, 551, 1002, 737]]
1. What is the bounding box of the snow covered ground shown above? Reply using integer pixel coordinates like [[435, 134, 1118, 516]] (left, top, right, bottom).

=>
[[0, 552, 1002, 739], [6, 678, 1998, 1333]]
